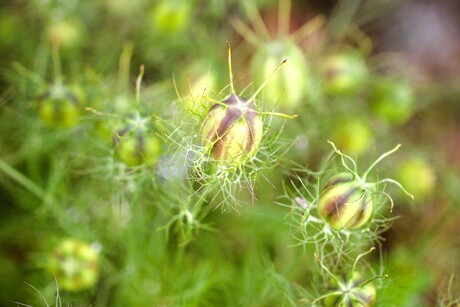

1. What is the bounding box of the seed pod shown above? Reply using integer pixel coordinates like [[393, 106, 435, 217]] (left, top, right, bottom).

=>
[[250, 41, 309, 110], [330, 118, 373, 157], [47, 18, 83, 49], [150, 0, 190, 34], [369, 78, 415, 125], [320, 52, 368, 96], [116, 133, 162, 167], [317, 173, 373, 230], [114, 114, 162, 167], [324, 272, 377, 307], [46, 239, 100, 292], [200, 93, 263, 165], [38, 83, 81, 128], [397, 156, 435, 200]]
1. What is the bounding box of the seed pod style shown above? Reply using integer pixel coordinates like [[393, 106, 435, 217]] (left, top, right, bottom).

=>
[[38, 83, 81, 128], [200, 93, 263, 165], [46, 239, 100, 292], [317, 173, 373, 230], [324, 272, 377, 307], [320, 52, 368, 96]]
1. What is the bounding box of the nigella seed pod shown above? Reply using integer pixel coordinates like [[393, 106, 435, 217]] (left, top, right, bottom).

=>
[[317, 173, 373, 230], [200, 93, 263, 164], [320, 52, 368, 96], [46, 239, 100, 292], [250, 41, 309, 110], [324, 272, 377, 307], [114, 114, 162, 167], [38, 83, 81, 128]]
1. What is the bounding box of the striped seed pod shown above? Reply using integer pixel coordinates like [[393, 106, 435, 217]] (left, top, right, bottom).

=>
[[324, 272, 377, 307], [38, 83, 80, 128], [46, 239, 100, 292], [200, 93, 263, 165], [317, 173, 373, 230]]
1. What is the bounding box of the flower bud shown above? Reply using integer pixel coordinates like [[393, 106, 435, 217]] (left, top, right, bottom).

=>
[[317, 173, 373, 230], [38, 83, 81, 128], [200, 93, 263, 165], [46, 239, 100, 292], [324, 272, 377, 306]]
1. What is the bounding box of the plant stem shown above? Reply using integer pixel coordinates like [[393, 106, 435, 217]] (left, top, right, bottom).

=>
[[0, 158, 45, 199]]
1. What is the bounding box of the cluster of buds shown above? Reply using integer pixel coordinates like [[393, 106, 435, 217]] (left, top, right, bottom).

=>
[[46, 238, 100, 292]]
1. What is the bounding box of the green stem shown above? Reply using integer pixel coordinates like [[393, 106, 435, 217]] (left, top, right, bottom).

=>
[[51, 44, 62, 82], [0, 158, 45, 199], [135, 65, 145, 106]]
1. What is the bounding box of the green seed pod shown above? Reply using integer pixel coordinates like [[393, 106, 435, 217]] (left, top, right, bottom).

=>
[[317, 173, 373, 230], [397, 156, 436, 200], [46, 239, 100, 292], [330, 118, 373, 157], [38, 83, 81, 128], [114, 113, 162, 167], [324, 272, 377, 307], [369, 78, 415, 125], [200, 93, 263, 165], [320, 52, 368, 96], [250, 41, 309, 110], [117, 133, 162, 167], [150, 0, 190, 34], [47, 18, 83, 49]]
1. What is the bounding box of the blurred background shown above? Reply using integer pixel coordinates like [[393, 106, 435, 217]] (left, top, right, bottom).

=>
[[0, 0, 459, 305]]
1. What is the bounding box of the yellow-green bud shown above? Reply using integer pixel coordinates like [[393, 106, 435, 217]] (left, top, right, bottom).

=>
[[200, 93, 263, 165]]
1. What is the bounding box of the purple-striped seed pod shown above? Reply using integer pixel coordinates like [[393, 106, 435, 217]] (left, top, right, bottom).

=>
[[200, 93, 263, 165], [317, 173, 373, 230]]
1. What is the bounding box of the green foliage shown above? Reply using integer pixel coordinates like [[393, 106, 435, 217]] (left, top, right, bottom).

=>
[[0, 0, 458, 306]]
